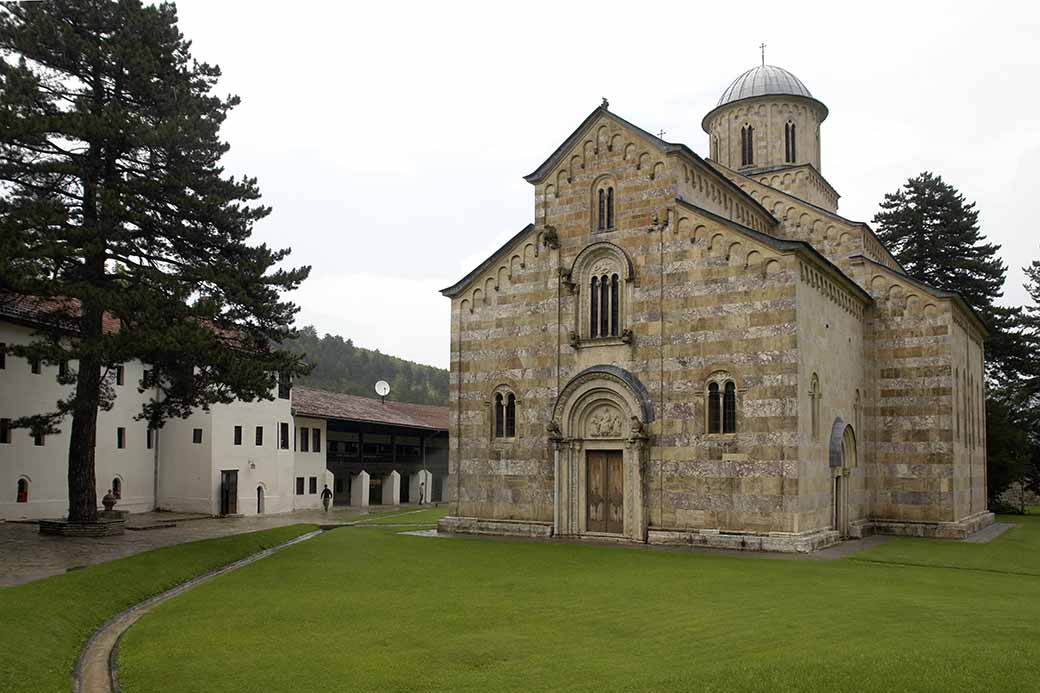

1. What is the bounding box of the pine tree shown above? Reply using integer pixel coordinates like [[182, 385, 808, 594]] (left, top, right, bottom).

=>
[[873, 172, 1024, 384], [0, 1, 310, 522], [873, 172, 1006, 313]]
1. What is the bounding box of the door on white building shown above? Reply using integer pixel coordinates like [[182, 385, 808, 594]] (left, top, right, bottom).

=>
[[256, 485, 264, 514], [220, 470, 238, 515]]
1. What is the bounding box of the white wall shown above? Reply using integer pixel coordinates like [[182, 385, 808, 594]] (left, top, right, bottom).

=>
[[0, 322, 156, 519], [208, 395, 294, 516], [157, 408, 213, 514], [292, 416, 327, 510], [0, 319, 366, 519]]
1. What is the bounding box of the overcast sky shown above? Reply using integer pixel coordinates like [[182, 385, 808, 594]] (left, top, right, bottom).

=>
[[174, 0, 1040, 370]]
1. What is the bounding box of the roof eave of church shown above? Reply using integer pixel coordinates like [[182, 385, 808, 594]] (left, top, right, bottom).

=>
[[849, 254, 990, 338], [523, 105, 776, 230], [700, 93, 829, 134], [676, 198, 874, 306], [738, 162, 842, 202], [523, 105, 669, 184], [709, 160, 906, 274], [440, 223, 536, 298]]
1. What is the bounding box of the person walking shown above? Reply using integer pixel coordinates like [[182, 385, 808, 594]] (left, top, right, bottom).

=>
[[320, 484, 333, 512], [418, 480, 425, 505]]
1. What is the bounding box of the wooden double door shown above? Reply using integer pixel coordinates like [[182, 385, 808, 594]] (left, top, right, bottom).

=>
[[586, 450, 624, 534]]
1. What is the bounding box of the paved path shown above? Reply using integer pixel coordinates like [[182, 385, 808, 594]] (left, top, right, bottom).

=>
[[0, 505, 432, 587]]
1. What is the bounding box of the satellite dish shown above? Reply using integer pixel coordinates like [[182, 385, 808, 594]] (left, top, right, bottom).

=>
[[375, 380, 390, 398]]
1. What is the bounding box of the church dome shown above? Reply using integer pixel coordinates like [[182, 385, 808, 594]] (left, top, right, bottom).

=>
[[716, 64, 814, 107]]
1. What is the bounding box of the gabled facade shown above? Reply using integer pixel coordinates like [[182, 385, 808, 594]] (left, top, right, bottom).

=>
[[438, 65, 992, 551]]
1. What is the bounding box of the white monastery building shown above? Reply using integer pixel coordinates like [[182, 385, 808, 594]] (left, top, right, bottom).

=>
[[0, 300, 449, 520]]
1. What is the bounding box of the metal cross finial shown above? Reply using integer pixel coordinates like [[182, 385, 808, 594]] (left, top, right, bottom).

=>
[[760, 42, 766, 66], [601, 97, 609, 109], [656, 129, 666, 139]]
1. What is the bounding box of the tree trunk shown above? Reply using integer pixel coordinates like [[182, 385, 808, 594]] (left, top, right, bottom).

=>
[[66, 300, 104, 522]]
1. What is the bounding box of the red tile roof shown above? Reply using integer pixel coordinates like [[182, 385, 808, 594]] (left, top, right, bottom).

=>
[[292, 386, 449, 431], [0, 294, 122, 334]]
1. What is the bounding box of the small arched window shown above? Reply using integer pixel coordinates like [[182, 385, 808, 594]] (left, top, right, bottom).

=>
[[16, 478, 28, 503], [112, 477, 122, 500], [590, 272, 621, 338], [493, 389, 517, 439], [784, 121, 796, 163], [740, 124, 754, 166], [505, 393, 516, 438], [706, 376, 737, 434], [723, 382, 737, 433], [809, 373, 821, 440], [494, 393, 505, 438], [707, 382, 721, 433], [596, 184, 616, 231]]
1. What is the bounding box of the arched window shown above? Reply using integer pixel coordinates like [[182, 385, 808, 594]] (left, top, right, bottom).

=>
[[784, 121, 796, 163], [493, 389, 517, 439], [809, 373, 821, 440], [494, 392, 505, 438], [707, 382, 721, 433], [590, 272, 620, 338], [572, 243, 632, 343], [723, 382, 737, 433], [16, 478, 28, 503], [741, 124, 754, 166], [596, 183, 615, 231], [505, 393, 516, 438], [706, 375, 737, 434], [111, 477, 122, 500]]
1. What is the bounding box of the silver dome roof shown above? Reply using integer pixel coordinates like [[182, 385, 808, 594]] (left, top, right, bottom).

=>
[[717, 64, 814, 106]]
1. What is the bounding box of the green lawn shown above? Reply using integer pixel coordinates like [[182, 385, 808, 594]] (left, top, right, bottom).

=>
[[117, 516, 1040, 692], [0, 524, 318, 693]]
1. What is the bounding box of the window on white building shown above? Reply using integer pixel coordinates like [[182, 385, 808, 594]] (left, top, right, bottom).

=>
[[279, 422, 290, 450], [295, 476, 304, 495], [255, 426, 263, 446], [192, 428, 202, 444], [117, 427, 126, 449], [233, 425, 242, 446]]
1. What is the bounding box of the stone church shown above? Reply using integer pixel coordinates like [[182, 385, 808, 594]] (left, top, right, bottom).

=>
[[438, 62, 993, 551]]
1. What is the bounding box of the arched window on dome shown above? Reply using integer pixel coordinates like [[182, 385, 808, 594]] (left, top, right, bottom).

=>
[[785, 121, 796, 163], [740, 124, 754, 167]]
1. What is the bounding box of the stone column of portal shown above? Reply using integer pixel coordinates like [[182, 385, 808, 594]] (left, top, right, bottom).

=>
[[384, 470, 401, 505], [350, 470, 370, 507]]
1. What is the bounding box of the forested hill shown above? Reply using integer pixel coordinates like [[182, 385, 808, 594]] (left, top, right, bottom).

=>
[[288, 326, 449, 405]]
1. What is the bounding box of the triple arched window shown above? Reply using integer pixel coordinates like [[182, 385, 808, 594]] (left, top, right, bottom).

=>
[[597, 185, 615, 231], [590, 273, 620, 338], [784, 121, 796, 163], [740, 124, 754, 167], [494, 390, 516, 438], [706, 377, 737, 434]]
